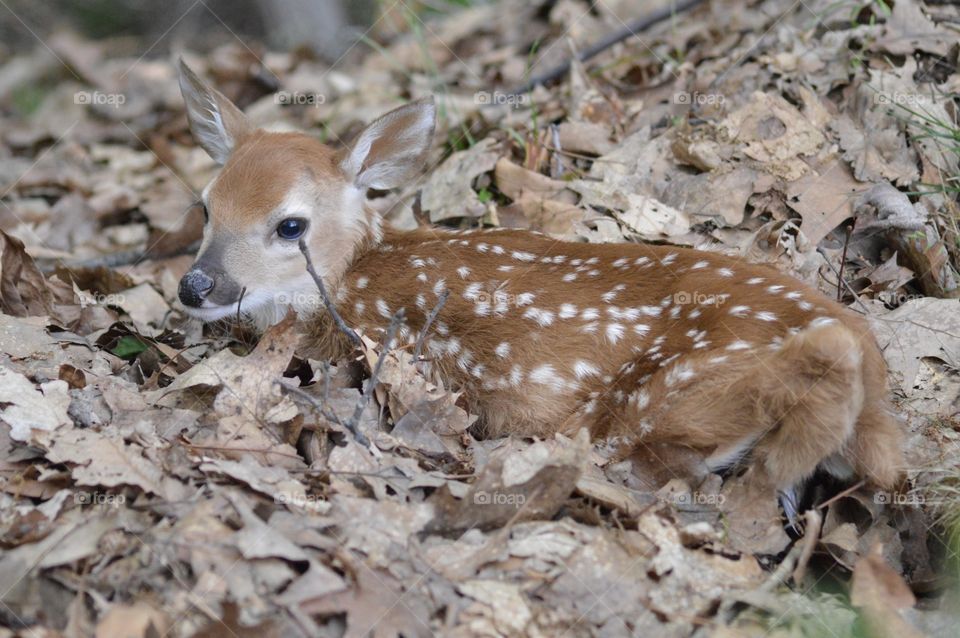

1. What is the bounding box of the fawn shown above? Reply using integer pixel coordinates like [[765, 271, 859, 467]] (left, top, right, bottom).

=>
[[176, 61, 904, 514]]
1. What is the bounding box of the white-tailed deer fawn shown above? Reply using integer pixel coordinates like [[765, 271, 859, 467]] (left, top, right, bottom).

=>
[[176, 61, 904, 513]]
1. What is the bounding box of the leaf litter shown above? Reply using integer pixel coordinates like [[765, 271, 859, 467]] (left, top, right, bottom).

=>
[[1, 0, 960, 636]]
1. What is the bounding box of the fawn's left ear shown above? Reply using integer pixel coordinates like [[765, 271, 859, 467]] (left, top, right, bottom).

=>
[[178, 59, 252, 164], [340, 96, 436, 190]]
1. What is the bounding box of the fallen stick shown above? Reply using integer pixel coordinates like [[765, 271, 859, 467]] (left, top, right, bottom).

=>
[[298, 238, 361, 346], [509, 0, 706, 95]]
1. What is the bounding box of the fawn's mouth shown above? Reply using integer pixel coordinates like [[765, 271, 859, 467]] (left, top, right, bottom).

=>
[[181, 302, 240, 322]]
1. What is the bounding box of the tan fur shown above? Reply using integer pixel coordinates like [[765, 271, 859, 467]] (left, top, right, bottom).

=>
[[178, 68, 904, 495]]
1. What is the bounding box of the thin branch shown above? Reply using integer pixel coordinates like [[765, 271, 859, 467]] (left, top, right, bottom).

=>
[[40, 240, 202, 273], [345, 309, 405, 439], [509, 0, 706, 94], [413, 289, 449, 362], [298, 238, 361, 346]]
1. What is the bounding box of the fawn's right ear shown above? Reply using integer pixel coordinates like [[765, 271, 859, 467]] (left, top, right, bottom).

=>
[[340, 97, 436, 191], [178, 59, 252, 164]]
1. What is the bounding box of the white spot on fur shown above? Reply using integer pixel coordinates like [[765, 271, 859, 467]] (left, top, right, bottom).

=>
[[457, 266, 471, 279], [661, 253, 678, 265], [562, 272, 577, 282], [691, 260, 709, 270], [354, 301, 365, 314], [746, 277, 764, 285], [726, 340, 751, 351], [665, 362, 696, 386], [799, 301, 814, 311], [524, 307, 555, 326], [766, 285, 785, 293], [559, 303, 578, 319], [633, 324, 651, 337], [416, 294, 426, 309], [433, 279, 446, 297], [717, 268, 734, 277], [516, 292, 536, 306], [640, 306, 662, 317], [605, 323, 625, 344], [573, 360, 600, 379], [512, 250, 536, 262], [498, 265, 515, 272], [529, 364, 565, 391], [356, 277, 369, 289], [495, 342, 510, 358], [581, 308, 600, 320], [417, 272, 428, 283], [728, 305, 750, 317], [463, 283, 482, 301], [628, 389, 650, 410], [376, 299, 391, 318], [755, 311, 777, 322]]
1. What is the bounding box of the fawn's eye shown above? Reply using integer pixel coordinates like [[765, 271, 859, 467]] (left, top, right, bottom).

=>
[[276, 218, 307, 240], [201, 204, 209, 223]]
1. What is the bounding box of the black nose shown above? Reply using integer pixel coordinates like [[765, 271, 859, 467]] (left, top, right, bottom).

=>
[[178, 269, 215, 307]]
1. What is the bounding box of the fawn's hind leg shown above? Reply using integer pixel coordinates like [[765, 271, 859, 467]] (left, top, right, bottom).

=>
[[616, 320, 869, 494], [748, 321, 865, 489]]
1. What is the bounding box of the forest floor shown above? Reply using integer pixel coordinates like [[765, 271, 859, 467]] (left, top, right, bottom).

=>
[[1, 0, 960, 636]]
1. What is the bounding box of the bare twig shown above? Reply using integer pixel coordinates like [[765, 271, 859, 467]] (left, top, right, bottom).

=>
[[298, 238, 361, 346], [413, 289, 449, 362], [345, 309, 405, 439], [39, 240, 203, 273], [791, 508, 823, 585], [837, 224, 852, 302], [509, 0, 705, 94]]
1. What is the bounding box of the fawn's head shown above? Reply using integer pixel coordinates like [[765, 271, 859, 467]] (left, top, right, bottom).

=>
[[176, 61, 435, 325]]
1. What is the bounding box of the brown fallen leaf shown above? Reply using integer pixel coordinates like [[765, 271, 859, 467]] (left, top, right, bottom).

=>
[[1, 230, 55, 317], [300, 563, 433, 638], [427, 431, 589, 533], [850, 544, 922, 638]]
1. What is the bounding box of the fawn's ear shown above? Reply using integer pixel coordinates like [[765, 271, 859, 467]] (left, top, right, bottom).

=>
[[340, 97, 436, 190], [178, 59, 252, 164]]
